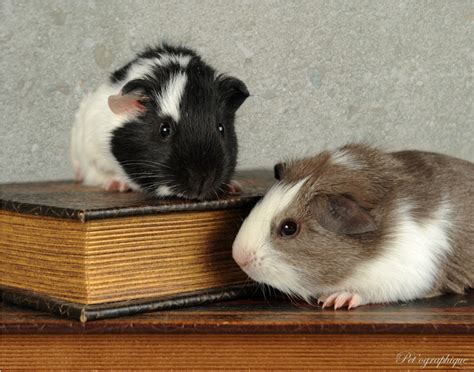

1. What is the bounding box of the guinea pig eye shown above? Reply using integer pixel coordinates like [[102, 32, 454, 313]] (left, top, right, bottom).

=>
[[217, 123, 224, 135], [279, 219, 299, 238], [159, 122, 172, 139]]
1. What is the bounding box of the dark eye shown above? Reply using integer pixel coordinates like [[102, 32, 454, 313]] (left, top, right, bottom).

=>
[[217, 123, 224, 135], [279, 219, 299, 238], [159, 122, 172, 139]]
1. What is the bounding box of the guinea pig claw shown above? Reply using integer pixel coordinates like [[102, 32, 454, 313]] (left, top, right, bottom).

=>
[[348, 295, 362, 310], [335, 293, 355, 309], [321, 293, 339, 309], [321, 292, 362, 310], [227, 180, 242, 194], [317, 295, 327, 304]]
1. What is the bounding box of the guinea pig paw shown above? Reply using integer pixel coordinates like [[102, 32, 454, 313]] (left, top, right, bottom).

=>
[[321, 292, 362, 310], [104, 179, 130, 192], [226, 180, 242, 195]]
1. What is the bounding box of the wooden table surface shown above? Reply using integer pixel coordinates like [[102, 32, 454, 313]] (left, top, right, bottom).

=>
[[2, 291, 474, 334], [2, 293, 473, 370]]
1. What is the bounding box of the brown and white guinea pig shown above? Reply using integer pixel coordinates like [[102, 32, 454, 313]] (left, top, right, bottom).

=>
[[71, 43, 249, 199], [233, 144, 473, 309]]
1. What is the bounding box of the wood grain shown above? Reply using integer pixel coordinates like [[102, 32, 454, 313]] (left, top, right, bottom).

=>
[[1, 334, 472, 370], [2, 294, 473, 370], [2, 292, 473, 334]]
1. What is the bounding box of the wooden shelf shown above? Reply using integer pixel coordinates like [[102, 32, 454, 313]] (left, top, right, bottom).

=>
[[2, 292, 473, 370]]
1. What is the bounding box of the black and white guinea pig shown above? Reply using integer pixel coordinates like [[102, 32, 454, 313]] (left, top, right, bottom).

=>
[[71, 43, 249, 199], [233, 144, 473, 309]]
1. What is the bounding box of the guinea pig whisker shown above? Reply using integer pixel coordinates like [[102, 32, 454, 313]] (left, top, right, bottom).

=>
[[126, 175, 159, 180], [284, 284, 305, 305], [119, 159, 170, 166], [248, 280, 261, 298], [125, 171, 157, 175], [118, 165, 161, 171], [133, 164, 171, 171], [259, 283, 268, 303], [212, 189, 221, 201], [286, 292, 300, 307], [128, 177, 174, 185], [141, 180, 180, 196], [132, 175, 175, 184], [142, 183, 167, 196], [269, 285, 277, 297], [266, 283, 275, 299], [124, 172, 168, 179], [138, 179, 165, 188], [119, 160, 172, 170], [139, 180, 167, 190]]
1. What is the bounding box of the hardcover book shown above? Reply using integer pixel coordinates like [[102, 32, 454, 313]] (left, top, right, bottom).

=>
[[0, 170, 273, 321]]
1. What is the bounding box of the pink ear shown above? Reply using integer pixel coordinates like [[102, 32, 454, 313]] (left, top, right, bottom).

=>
[[108, 93, 146, 115]]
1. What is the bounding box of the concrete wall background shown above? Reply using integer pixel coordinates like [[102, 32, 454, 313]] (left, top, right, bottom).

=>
[[1, 0, 472, 182]]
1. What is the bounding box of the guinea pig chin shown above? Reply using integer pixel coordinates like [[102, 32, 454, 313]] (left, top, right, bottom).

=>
[[232, 238, 310, 298], [176, 167, 227, 200]]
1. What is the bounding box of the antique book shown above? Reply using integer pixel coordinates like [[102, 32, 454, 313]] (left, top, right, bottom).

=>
[[1, 292, 473, 370], [0, 170, 273, 321]]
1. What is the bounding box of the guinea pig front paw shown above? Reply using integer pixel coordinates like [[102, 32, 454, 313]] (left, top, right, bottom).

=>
[[319, 292, 362, 310], [226, 180, 242, 195], [104, 179, 130, 192]]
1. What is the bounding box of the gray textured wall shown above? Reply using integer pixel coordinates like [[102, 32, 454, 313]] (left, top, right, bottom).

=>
[[1, 0, 472, 183]]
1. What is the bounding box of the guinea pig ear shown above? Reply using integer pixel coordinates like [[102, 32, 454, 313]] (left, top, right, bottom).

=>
[[217, 76, 250, 113], [274, 162, 286, 180], [310, 194, 377, 235], [108, 93, 147, 115], [108, 78, 152, 115]]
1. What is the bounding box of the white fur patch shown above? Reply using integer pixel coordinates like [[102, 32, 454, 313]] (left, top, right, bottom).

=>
[[156, 185, 173, 197], [331, 149, 364, 170], [71, 83, 140, 191], [123, 59, 157, 82], [155, 72, 187, 122], [71, 51, 192, 192], [119, 54, 192, 83], [329, 200, 453, 305], [232, 178, 311, 298], [156, 54, 192, 67], [123, 54, 190, 122]]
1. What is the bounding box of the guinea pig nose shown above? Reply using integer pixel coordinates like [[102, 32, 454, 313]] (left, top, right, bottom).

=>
[[186, 172, 219, 200], [232, 249, 254, 269]]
